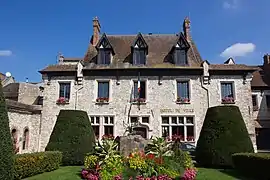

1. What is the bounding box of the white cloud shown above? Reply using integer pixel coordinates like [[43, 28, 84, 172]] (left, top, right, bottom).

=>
[[0, 50, 12, 56], [223, 0, 238, 9], [220, 43, 256, 58]]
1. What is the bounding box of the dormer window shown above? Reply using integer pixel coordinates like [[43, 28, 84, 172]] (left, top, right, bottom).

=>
[[172, 33, 190, 66], [132, 33, 148, 65], [96, 33, 114, 65]]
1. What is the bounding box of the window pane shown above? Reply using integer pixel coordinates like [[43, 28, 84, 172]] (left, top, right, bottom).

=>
[[104, 126, 114, 136], [96, 117, 100, 124], [174, 49, 187, 65], [177, 82, 189, 99], [90, 117, 94, 124], [59, 83, 70, 99], [252, 95, 257, 107], [221, 83, 233, 98], [104, 50, 110, 64], [134, 81, 146, 99], [133, 81, 138, 98], [172, 117, 177, 124], [172, 126, 184, 138], [133, 49, 145, 65], [162, 126, 169, 138], [104, 117, 109, 124], [142, 117, 149, 123], [139, 49, 146, 64], [178, 117, 184, 124], [186, 117, 194, 124], [266, 95, 270, 108], [162, 117, 169, 124], [92, 126, 100, 139], [98, 82, 109, 98], [187, 126, 194, 141], [110, 117, 114, 124], [131, 117, 138, 124]]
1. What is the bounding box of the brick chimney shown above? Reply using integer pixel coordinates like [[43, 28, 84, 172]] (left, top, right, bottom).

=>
[[183, 17, 192, 42], [92, 16, 101, 46], [263, 54, 270, 65]]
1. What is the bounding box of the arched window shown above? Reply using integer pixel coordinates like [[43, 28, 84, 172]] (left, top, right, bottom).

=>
[[11, 129, 17, 145], [22, 128, 29, 150]]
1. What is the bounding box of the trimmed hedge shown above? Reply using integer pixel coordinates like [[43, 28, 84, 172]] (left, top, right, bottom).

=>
[[46, 110, 95, 165], [232, 153, 270, 180], [0, 82, 14, 180], [195, 106, 254, 167], [14, 151, 62, 179]]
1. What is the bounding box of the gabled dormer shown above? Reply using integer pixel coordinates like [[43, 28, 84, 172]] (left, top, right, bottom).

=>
[[131, 33, 148, 65], [96, 33, 115, 65], [171, 33, 190, 66]]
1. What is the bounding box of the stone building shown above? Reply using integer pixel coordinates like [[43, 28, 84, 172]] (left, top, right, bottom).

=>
[[251, 55, 270, 150], [2, 82, 43, 153], [39, 17, 257, 151]]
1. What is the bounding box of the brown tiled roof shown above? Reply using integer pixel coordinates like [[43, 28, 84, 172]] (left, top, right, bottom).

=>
[[251, 65, 270, 88], [39, 64, 77, 73], [84, 34, 203, 69]]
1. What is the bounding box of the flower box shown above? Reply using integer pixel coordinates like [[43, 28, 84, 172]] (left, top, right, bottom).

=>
[[176, 97, 190, 104], [56, 97, 69, 105], [131, 98, 146, 103], [96, 97, 109, 103], [221, 97, 235, 104]]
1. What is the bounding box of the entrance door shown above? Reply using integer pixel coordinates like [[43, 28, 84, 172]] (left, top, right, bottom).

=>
[[133, 127, 147, 139]]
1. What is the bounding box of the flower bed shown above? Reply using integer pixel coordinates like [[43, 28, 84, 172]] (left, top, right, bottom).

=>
[[81, 136, 197, 180]]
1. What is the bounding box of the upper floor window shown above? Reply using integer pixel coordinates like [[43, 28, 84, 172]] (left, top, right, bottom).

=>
[[59, 83, 70, 100], [176, 81, 190, 103], [266, 95, 270, 108], [133, 80, 146, 103], [97, 81, 109, 103], [221, 82, 235, 104], [132, 33, 148, 65], [173, 33, 190, 65], [252, 95, 258, 111], [96, 33, 114, 65]]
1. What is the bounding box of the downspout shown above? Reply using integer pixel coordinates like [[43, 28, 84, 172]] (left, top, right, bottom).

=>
[[200, 78, 210, 108], [37, 108, 42, 152], [75, 86, 84, 110]]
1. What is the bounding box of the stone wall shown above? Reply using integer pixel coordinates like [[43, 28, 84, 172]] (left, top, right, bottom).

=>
[[40, 74, 256, 151], [18, 83, 41, 105], [8, 111, 41, 154]]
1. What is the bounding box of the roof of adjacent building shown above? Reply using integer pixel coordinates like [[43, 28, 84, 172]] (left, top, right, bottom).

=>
[[251, 65, 270, 88]]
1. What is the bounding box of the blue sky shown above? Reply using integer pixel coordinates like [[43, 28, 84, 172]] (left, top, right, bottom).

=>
[[0, 0, 269, 82]]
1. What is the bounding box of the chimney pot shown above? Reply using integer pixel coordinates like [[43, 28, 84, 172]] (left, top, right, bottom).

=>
[[183, 17, 192, 42], [263, 54, 270, 65], [92, 16, 101, 46]]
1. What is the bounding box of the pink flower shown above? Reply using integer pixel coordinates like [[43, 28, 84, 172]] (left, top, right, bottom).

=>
[[181, 168, 197, 180]]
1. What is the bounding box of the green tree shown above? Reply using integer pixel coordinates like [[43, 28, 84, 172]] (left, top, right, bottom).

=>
[[0, 83, 14, 179], [196, 105, 254, 167], [45, 110, 95, 165]]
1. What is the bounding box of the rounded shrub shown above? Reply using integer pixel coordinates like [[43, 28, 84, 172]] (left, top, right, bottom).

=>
[[0, 83, 14, 179], [45, 110, 95, 165], [195, 105, 254, 167]]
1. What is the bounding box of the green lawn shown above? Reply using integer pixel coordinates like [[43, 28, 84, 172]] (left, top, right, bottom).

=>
[[24, 166, 251, 180]]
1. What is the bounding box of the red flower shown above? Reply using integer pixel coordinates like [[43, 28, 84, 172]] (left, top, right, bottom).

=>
[[146, 153, 155, 160]]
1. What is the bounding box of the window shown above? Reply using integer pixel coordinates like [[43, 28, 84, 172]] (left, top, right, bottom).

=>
[[104, 116, 114, 137], [131, 117, 139, 124], [133, 81, 146, 101], [133, 49, 146, 65], [252, 95, 258, 111], [177, 81, 190, 103], [142, 117, 149, 124], [59, 83, 71, 100], [90, 116, 100, 139], [97, 81, 109, 102], [174, 49, 187, 65], [161, 116, 195, 142], [11, 129, 18, 153], [22, 128, 29, 150], [221, 82, 235, 103], [266, 95, 270, 108], [98, 49, 111, 65]]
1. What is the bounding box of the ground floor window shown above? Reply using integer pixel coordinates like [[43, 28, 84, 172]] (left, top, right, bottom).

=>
[[90, 116, 114, 139], [161, 116, 195, 142]]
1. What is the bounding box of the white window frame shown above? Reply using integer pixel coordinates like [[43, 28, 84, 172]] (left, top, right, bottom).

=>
[[94, 79, 112, 103], [89, 115, 115, 139], [58, 80, 72, 102], [131, 78, 148, 102], [161, 115, 195, 142], [174, 79, 192, 103], [219, 81, 236, 103]]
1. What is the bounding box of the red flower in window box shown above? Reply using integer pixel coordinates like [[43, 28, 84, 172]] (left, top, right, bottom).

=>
[[222, 97, 235, 103], [187, 136, 194, 142], [96, 97, 109, 103], [102, 134, 114, 140], [132, 98, 146, 103], [171, 134, 184, 142], [56, 97, 69, 104], [176, 97, 190, 103]]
